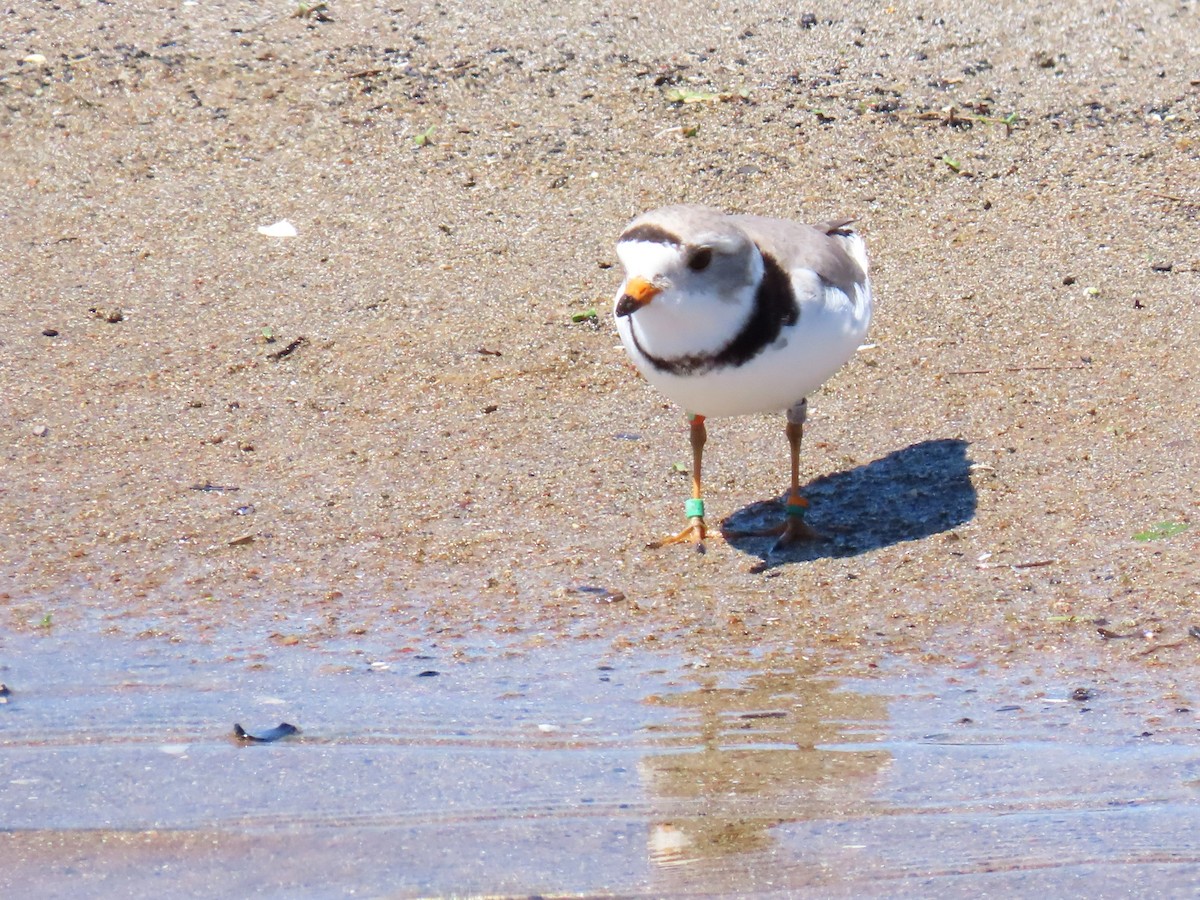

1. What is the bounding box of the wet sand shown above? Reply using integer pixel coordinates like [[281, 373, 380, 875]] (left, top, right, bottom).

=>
[[7, 628, 1200, 897], [2, 0, 1198, 894]]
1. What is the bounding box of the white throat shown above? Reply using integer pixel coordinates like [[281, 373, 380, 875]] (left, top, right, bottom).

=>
[[616, 241, 762, 359]]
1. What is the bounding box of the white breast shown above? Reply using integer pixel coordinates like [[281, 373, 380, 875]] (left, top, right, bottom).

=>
[[618, 274, 871, 418]]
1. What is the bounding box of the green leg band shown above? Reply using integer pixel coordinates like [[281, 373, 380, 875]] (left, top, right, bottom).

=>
[[685, 498, 705, 519], [786, 501, 808, 519]]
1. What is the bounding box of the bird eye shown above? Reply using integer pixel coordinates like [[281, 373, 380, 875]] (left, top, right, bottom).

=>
[[687, 247, 713, 272]]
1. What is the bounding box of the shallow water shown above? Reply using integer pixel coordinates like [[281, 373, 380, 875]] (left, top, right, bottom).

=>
[[4, 627, 1200, 898]]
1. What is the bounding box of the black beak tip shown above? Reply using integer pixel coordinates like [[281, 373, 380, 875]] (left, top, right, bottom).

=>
[[615, 295, 638, 318]]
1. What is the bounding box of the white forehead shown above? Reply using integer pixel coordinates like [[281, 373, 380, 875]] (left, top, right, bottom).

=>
[[616, 239, 683, 276]]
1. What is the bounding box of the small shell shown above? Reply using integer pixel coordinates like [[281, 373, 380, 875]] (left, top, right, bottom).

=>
[[257, 219, 298, 238]]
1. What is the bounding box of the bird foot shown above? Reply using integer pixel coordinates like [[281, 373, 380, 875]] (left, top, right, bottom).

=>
[[647, 517, 708, 552], [769, 516, 825, 551], [723, 515, 825, 551]]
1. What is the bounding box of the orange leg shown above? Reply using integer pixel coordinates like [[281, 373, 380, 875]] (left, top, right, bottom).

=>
[[723, 401, 821, 549], [775, 418, 823, 547], [649, 414, 708, 549]]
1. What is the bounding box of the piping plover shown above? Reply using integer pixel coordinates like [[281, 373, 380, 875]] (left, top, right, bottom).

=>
[[613, 205, 872, 551]]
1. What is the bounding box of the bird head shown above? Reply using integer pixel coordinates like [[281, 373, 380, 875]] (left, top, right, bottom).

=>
[[613, 207, 760, 324]]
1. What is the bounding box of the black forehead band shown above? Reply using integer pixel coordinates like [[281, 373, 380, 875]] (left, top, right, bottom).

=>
[[618, 223, 681, 246]]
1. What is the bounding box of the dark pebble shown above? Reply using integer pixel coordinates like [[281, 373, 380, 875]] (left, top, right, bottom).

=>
[[233, 722, 298, 742], [800, 12, 817, 28], [42, 328, 59, 337], [1071, 687, 1092, 701]]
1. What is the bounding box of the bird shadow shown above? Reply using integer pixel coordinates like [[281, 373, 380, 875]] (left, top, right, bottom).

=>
[[721, 438, 976, 568]]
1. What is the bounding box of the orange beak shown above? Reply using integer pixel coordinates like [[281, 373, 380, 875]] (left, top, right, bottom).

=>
[[615, 276, 661, 318]]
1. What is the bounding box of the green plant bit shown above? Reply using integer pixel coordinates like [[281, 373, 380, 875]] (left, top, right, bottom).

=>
[[1133, 521, 1189, 542]]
